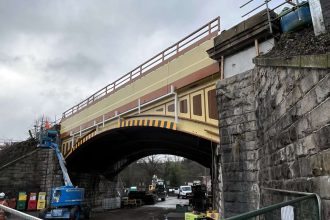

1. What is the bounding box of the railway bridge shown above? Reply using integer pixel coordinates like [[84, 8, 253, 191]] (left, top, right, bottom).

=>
[[59, 17, 221, 178], [2, 4, 330, 218]]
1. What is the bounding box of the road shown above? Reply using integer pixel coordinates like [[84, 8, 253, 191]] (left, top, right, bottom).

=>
[[92, 196, 189, 220], [6, 196, 188, 220]]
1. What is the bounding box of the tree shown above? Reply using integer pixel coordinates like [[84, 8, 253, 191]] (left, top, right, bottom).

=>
[[119, 155, 210, 189], [137, 155, 163, 183]]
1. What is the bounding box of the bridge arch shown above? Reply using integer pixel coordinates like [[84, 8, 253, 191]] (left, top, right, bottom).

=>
[[65, 125, 216, 179], [59, 18, 221, 178]]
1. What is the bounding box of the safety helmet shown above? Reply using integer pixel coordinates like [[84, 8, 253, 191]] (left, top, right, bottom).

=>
[[0, 192, 5, 199]]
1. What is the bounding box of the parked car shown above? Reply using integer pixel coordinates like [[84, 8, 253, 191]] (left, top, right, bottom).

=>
[[178, 185, 192, 199], [174, 187, 179, 195]]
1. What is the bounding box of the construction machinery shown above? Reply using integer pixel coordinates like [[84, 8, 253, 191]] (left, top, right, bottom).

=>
[[37, 125, 90, 219], [148, 175, 166, 202]]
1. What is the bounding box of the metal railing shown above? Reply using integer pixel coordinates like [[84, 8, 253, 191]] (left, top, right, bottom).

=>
[[0, 204, 41, 220], [62, 17, 220, 119], [225, 188, 321, 220], [64, 86, 178, 157], [240, 0, 300, 34]]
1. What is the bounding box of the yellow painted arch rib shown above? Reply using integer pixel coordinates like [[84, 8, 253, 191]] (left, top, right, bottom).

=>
[[119, 119, 177, 130], [63, 129, 96, 158], [63, 119, 177, 158]]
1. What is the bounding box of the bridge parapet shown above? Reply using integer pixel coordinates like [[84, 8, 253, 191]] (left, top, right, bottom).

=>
[[62, 17, 220, 119], [61, 78, 220, 158], [60, 18, 221, 158]]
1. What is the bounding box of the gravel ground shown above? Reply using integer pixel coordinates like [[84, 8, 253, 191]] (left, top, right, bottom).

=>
[[261, 27, 330, 58]]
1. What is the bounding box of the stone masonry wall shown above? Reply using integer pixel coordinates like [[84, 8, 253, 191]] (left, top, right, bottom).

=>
[[216, 70, 260, 217], [71, 172, 120, 208], [0, 140, 120, 209], [255, 67, 330, 219], [212, 144, 223, 215], [216, 64, 330, 219], [0, 140, 63, 199], [320, 0, 330, 29]]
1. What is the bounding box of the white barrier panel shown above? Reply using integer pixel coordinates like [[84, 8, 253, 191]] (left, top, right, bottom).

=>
[[102, 197, 121, 210]]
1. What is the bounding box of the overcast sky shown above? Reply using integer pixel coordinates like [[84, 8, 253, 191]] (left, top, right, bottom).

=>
[[0, 0, 284, 140]]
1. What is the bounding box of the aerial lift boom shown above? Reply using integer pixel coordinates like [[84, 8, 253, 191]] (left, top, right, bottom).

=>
[[37, 128, 90, 220]]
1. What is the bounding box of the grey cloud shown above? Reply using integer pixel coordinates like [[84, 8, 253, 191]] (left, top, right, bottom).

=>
[[45, 54, 105, 79], [0, 0, 282, 140]]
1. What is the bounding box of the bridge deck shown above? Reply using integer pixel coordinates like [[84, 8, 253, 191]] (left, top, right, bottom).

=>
[[60, 18, 221, 161], [60, 18, 220, 139]]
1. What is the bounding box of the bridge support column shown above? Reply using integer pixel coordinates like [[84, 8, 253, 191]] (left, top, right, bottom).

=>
[[216, 70, 260, 217], [70, 172, 121, 208], [212, 144, 224, 214]]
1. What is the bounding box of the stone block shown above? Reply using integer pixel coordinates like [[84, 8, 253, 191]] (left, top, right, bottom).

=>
[[281, 163, 291, 179], [322, 200, 330, 220], [270, 166, 279, 180], [243, 161, 258, 171], [283, 177, 313, 192], [246, 150, 259, 161], [286, 143, 296, 162], [313, 124, 330, 151], [299, 157, 313, 177], [322, 150, 330, 175], [288, 161, 300, 178], [299, 72, 321, 95], [244, 131, 257, 142], [314, 74, 330, 104], [296, 117, 312, 139], [297, 89, 318, 117], [244, 141, 258, 150], [295, 135, 317, 157], [279, 113, 293, 131], [278, 131, 292, 148], [310, 98, 330, 131], [310, 154, 324, 176], [312, 176, 330, 199], [300, 54, 328, 68]]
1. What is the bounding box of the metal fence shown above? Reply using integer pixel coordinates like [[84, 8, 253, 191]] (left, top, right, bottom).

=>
[[225, 188, 321, 220], [240, 0, 303, 34], [0, 204, 41, 220]]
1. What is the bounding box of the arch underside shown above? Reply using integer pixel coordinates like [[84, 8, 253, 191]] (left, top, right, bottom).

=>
[[66, 126, 215, 179]]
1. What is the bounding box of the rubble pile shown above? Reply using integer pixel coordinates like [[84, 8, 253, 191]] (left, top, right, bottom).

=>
[[262, 27, 330, 58]]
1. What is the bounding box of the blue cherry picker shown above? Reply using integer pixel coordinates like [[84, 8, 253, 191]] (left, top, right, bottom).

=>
[[37, 125, 90, 219]]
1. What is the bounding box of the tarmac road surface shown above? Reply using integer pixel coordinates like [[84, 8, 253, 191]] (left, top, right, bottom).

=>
[[6, 196, 188, 220], [92, 196, 188, 220]]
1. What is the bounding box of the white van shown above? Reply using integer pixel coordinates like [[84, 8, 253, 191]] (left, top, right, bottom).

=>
[[178, 185, 192, 199], [173, 187, 179, 195]]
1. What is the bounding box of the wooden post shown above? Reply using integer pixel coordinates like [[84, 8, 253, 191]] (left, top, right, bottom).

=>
[[255, 39, 260, 56], [220, 56, 224, 80]]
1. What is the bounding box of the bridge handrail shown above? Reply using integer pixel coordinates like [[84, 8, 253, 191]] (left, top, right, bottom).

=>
[[62, 17, 220, 119], [224, 188, 321, 220], [0, 204, 42, 220]]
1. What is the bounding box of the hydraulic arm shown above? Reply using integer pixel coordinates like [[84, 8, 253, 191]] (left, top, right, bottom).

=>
[[37, 127, 89, 219]]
